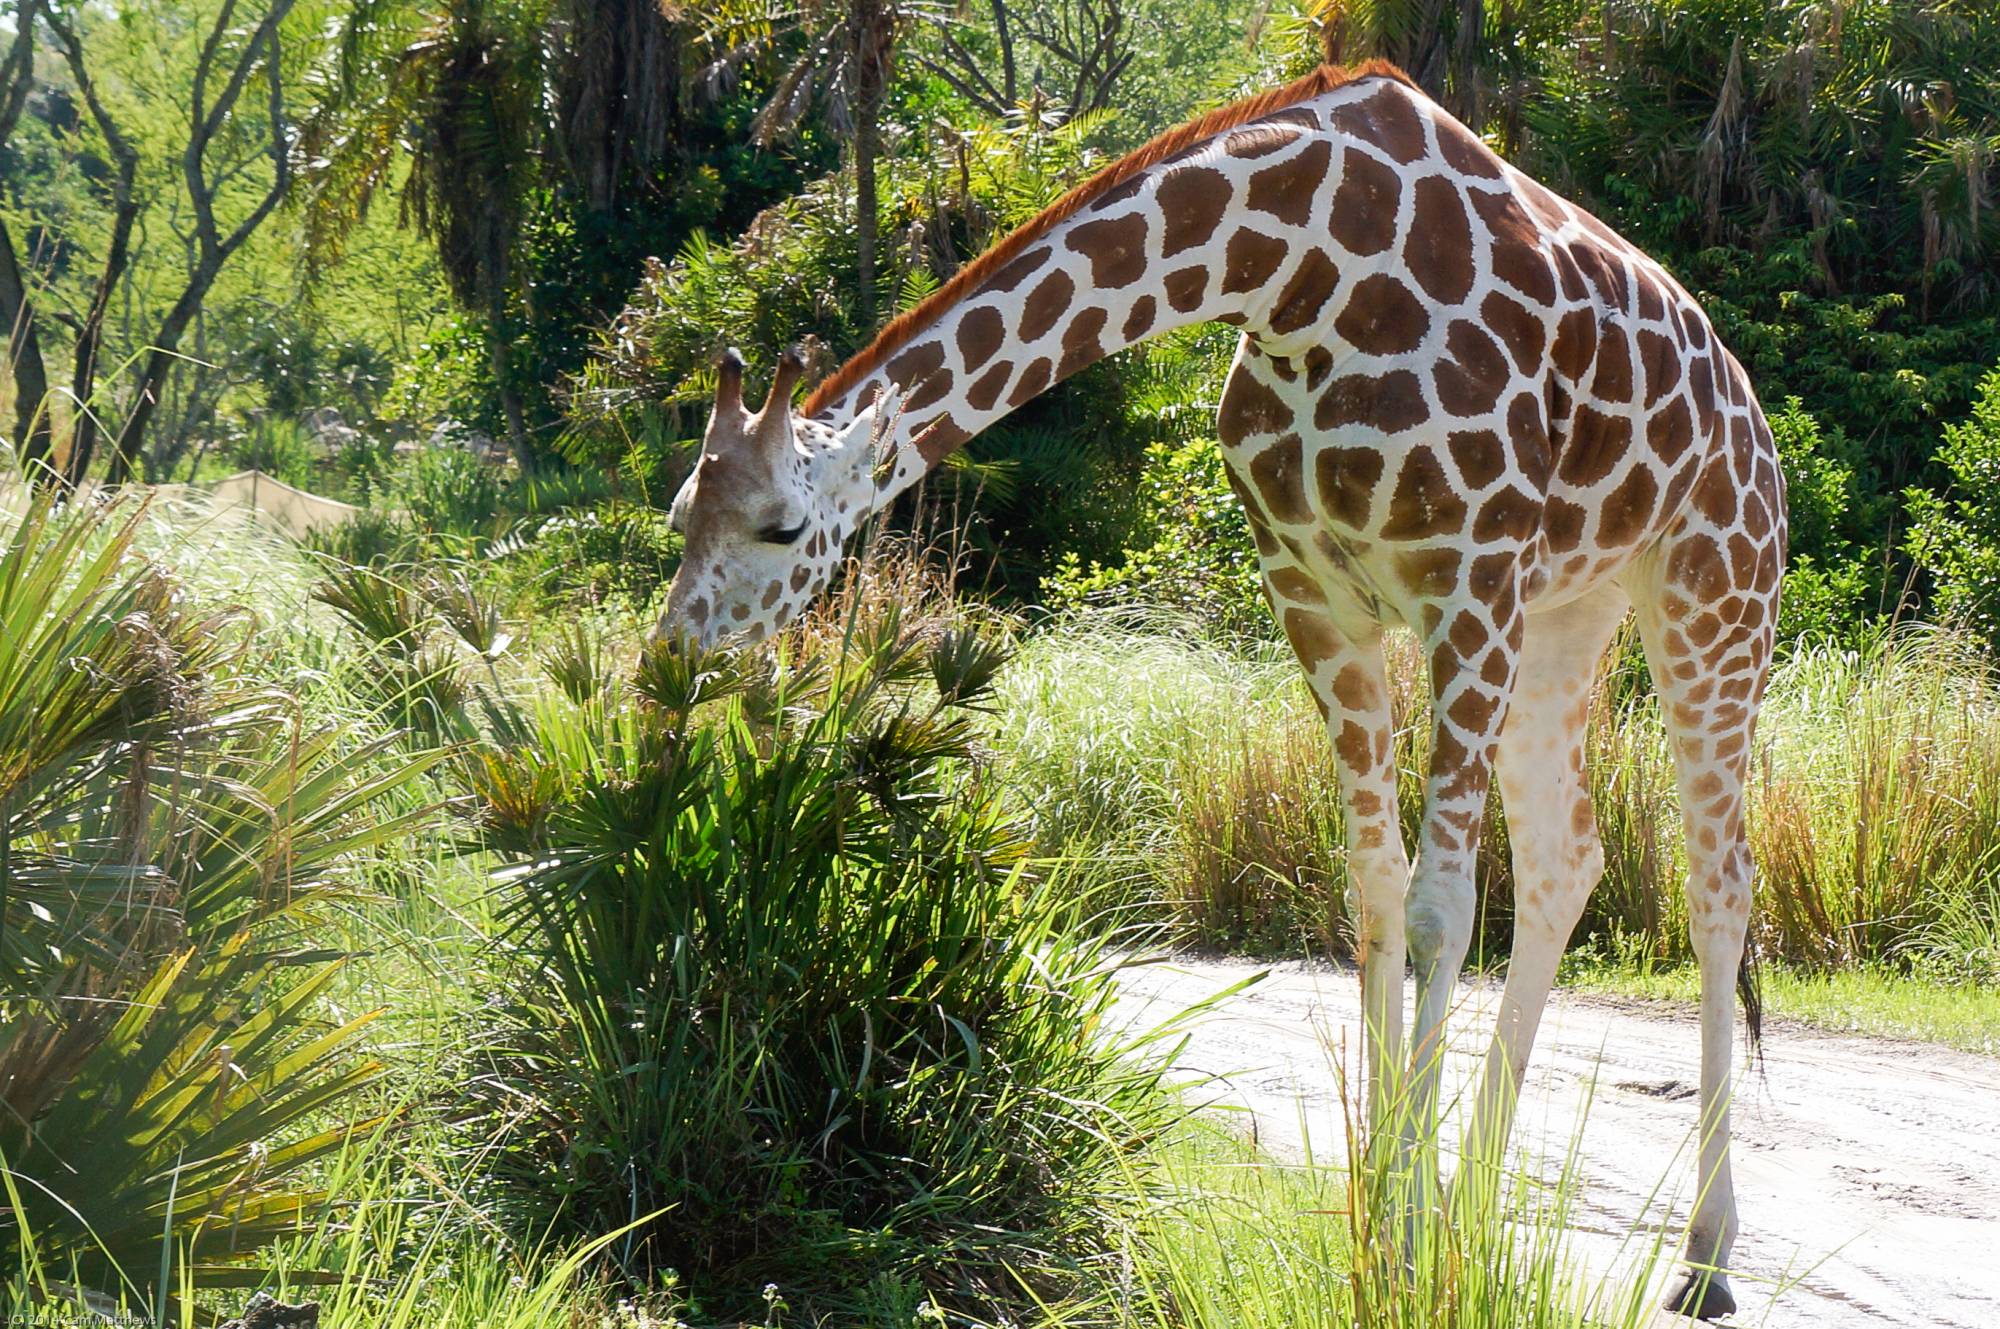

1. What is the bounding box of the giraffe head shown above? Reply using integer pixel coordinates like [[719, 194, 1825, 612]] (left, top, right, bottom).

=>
[[658, 347, 885, 647]]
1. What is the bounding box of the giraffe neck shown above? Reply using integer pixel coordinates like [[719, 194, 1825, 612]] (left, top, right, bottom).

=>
[[816, 80, 1393, 502]]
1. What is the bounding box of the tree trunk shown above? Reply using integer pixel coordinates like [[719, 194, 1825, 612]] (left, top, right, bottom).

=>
[[1448, 0, 1483, 125], [989, 0, 1016, 105], [851, 0, 891, 326], [486, 284, 533, 469], [102, 276, 211, 487], [855, 116, 880, 325], [0, 214, 55, 479], [65, 182, 141, 488]]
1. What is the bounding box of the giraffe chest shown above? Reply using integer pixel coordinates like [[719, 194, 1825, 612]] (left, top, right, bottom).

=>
[[1215, 347, 1470, 620]]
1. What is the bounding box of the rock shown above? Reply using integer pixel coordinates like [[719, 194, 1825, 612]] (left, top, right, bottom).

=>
[[220, 1291, 321, 1329], [301, 406, 363, 452]]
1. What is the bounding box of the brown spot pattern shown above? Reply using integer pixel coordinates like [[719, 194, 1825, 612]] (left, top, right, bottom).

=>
[[1435, 116, 1502, 179], [965, 360, 1013, 411], [1020, 272, 1075, 342], [1248, 140, 1332, 225], [1164, 266, 1208, 313], [1219, 370, 1292, 439], [1316, 445, 1385, 528], [1268, 249, 1342, 335], [1008, 357, 1052, 407], [1558, 405, 1632, 487], [1336, 273, 1431, 355], [1066, 213, 1151, 289], [1436, 321, 1510, 417], [1329, 150, 1401, 256], [956, 306, 1004, 370], [1406, 176, 1476, 304], [1222, 229, 1289, 293], [1382, 446, 1468, 539], [1250, 433, 1313, 523], [1317, 370, 1431, 433], [1482, 292, 1545, 374], [1159, 167, 1231, 257], [1058, 307, 1107, 379], [1122, 296, 1156, 342], [1447, 429, 1507, 488], [1332, 84, 1428, 163]]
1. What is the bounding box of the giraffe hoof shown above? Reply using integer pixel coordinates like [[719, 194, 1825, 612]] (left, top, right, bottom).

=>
[[1662, 1268, 1736, 1321]]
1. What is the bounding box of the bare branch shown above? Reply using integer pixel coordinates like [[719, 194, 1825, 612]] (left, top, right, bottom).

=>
[[185, 0, 294, 264]]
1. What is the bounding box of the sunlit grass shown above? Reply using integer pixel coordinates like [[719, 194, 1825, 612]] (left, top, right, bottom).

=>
[[1560, 958, 2000, 1056], [1057, 1094, 1679, 1329], [992, 613, 2000, 988]]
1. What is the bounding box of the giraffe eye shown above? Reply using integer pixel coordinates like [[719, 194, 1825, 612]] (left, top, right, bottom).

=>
[[760, 519, 809, 546]]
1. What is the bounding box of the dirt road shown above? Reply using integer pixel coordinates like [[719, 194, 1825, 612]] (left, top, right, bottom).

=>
[[1113, 956, 2000, 1328]]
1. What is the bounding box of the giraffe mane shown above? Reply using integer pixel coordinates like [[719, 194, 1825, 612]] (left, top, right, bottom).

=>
[[801, 59, 1416, 417]]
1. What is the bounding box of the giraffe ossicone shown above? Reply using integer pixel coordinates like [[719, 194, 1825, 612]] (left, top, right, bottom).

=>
[[662, 59, 1783, 1322]]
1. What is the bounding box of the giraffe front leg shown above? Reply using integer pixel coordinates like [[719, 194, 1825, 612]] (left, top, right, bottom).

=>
[[1461, 586, 1631, 1187], [1274, 599, 1408, 1133], [1402, 562, 1525, 1160]]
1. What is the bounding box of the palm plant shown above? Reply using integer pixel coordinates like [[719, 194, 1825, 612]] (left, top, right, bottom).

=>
[[1519, 0, 2000, 310], [0, 493, 437, 1302], [458, 612, 1179, 1320], [300, 0, 546, 465]]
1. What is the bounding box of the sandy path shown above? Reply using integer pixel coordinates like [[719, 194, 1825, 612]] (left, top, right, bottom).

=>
[[1113, 955, 2000, 1329]]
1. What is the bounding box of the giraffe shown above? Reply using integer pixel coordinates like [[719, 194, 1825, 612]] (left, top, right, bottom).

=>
[[661, 60, 1785, 1320]]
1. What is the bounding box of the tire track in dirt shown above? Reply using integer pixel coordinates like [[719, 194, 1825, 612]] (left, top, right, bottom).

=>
[[1113, 955, 2000, 1328]]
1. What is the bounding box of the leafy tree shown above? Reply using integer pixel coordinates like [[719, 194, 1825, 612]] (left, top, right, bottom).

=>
[[0, 0, 328, 487], [1907, 367, 2000, 643], [908, 0, 1135, 123], [301, 0, 544, 464], [685, 0, 903, 322], [1519, 0, 2000, 313], [302, 0, 815, 464]]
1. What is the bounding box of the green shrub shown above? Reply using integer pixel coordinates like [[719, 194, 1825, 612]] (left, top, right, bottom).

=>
[[226, 418, 319, 488], [460, 624, 1178, 1322], [1907, 367, 2000, 644], [528, 504, 681, 607], [398, 448, 506, 545], [0, 494, 434, 1301], [1044, 436, 1269, 641], [1767, 397, 1884, 643]]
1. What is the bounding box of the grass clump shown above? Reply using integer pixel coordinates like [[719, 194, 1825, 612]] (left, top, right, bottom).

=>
[[1070, 1092, 1674, 1329], [455, 613, 1182, 1324]]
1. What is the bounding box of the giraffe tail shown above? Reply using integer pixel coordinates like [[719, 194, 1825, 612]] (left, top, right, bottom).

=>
[[1737, 930, 1764, 1063]]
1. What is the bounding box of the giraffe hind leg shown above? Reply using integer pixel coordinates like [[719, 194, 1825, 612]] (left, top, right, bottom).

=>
[[1630, 493, 1780, 1320]]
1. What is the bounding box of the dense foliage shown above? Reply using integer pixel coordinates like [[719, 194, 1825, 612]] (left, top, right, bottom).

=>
[[457, 627, 1174, 1320]]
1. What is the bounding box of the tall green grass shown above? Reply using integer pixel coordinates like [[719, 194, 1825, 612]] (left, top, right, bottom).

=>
[[992, 614, 2000, 976], [1063, 1053, 1687, 1329]]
